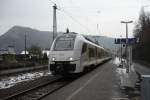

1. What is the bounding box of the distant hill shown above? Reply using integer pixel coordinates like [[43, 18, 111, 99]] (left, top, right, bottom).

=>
[[0, 26, 54, 53], [0, 26, 117, 53]]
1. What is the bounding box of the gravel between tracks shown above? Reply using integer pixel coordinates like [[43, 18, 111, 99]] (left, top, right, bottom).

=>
[[5, 77, 74, 100], [0, 75, 60, 100]]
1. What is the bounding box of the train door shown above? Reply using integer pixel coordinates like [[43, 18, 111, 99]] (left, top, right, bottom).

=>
[[80, 43, 87, 69], [95, 47, 98, 65]]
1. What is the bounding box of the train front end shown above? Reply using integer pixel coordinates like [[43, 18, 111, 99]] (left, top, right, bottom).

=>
[[48, 33, 80, 75]]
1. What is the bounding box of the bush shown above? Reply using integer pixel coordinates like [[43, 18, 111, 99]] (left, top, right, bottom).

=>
[[3, 54, 17, 63]]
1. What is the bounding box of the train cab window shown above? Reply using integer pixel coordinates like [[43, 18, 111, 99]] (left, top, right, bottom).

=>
[[54, 35, 76, 51], [82, 43, 87, 54]]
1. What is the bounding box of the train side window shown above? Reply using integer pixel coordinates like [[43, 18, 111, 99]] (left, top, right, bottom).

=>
[[82, 43, 87, 54], [89, 47, 94, 57]]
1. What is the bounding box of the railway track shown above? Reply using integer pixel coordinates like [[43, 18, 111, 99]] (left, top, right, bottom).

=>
[[2, 76, 74, 100]]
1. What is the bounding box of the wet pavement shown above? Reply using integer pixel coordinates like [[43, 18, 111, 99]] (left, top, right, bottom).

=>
[[42, 60, 129, 100]]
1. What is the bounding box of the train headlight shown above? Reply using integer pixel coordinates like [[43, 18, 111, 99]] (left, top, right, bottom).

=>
[[69, 57, 73, 61], [52, 57, 56, 61]]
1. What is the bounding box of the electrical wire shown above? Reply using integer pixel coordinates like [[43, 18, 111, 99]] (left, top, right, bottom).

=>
[[49, 0, 56, 5], [49, 0, 94, 34], [59, 9, 94, 33]]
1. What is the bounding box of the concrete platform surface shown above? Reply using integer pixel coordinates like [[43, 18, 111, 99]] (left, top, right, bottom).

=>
[[42, 60, 128, 100]]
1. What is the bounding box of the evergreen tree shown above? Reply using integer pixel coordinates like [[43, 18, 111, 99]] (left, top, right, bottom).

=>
[[28, 45, 42, 63], [28, 45, 42, 58], [133, 7, 150, 62], [42, 53, 48, 64]]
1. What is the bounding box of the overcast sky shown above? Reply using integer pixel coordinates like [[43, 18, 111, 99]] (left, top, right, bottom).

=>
[[0, 0, 150, 37]]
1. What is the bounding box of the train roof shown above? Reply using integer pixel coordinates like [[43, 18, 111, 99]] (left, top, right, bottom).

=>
[[82, 36, 105, 49], [57, 32, 105, 50]]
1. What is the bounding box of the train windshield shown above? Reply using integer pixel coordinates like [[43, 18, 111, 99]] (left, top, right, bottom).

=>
[[54, 35, 76, 51]]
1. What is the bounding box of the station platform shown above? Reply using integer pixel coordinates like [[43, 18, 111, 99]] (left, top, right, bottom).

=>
[[42, 60, 128, 100]]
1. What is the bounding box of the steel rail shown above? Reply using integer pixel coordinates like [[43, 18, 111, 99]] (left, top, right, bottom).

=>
[[2, 76, 62, 100]]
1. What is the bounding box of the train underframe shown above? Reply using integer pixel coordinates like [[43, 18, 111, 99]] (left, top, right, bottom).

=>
[[49, 58, 111, 76], [50, 61, 77, 75]]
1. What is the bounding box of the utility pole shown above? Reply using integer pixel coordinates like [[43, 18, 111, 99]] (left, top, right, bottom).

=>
[[48, 4, 57, 74], [120, 20, 133, 72], [53, 4, 57, 42], [24, 33, 27, 67], [97, 24, 100, 35]]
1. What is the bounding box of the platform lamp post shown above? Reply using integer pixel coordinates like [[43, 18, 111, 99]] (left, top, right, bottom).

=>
[[96, 10, 101, 36], [120, 35, 122, 66], [120, 20, 133, 73]]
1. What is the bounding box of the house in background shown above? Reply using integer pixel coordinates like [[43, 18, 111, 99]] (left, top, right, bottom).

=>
[[0, 48, 8, 54], [8, 45, 15, 54], [42, 48, 50, 56], [0, 45, 16, 55], [0, 46, 16, 62], [20, 50, 29, 55]]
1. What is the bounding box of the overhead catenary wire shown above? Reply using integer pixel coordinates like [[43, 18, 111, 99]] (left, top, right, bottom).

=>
[[49, 0, 56, 5], [59, 9, 94, 34], [55, 0, 61, 7], [49, 0, 95, 34]]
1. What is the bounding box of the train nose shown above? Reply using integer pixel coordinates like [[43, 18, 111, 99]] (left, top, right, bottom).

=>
[[50, 62, 76, 74], [56, 65, 64, 72], [50, 52, 74, 61], [51, 56, 73, 61]]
